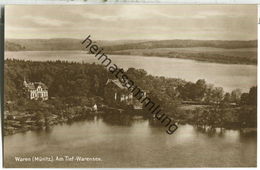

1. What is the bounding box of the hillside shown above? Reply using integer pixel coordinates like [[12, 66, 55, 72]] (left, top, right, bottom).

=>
[[6, 39, 257, 51], [104, 39, 257, 51], [5, 39, 257, 64], [5, 39, 147, 51]]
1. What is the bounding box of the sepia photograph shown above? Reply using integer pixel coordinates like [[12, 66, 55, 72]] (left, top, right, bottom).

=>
[[3, 4, 257, 168]]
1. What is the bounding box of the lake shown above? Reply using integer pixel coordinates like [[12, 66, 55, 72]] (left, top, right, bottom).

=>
[[5, 50, 257, 92], [4, 115, 256, 168]]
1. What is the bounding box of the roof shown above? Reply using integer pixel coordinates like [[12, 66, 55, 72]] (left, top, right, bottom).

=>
[[105, 79, 148, 93], [34, 82, 48, 90], [25, 82, 36, 90], [24, 81, 48, 90], [106, 79, 127, 90]]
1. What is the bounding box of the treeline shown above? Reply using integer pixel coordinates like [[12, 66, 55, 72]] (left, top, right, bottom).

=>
[[108, 50, 257, 65], [177, 79, 257, 106], [6, 39, 257, 65], [5, 39, 257, 51], [104, 40, 257, 51], [5, 39, 141, 51], [177, 80, 257, 128]]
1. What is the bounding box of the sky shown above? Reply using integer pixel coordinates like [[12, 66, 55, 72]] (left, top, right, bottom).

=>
[[5, 5, 257, 40]]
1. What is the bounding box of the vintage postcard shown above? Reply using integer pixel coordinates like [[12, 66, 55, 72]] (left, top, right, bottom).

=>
[[3, 5, 257, 168]]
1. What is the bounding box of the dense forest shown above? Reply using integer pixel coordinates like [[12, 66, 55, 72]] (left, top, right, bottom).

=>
[[4, 59, 257, 135]]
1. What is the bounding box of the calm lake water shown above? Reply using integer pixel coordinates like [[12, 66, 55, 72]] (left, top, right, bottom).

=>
[[4, 116, 256, 168], [5, 50, 257, 92]]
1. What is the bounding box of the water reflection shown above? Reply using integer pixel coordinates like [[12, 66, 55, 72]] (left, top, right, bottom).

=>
[[4, 114, 256, 167], [102, 114, 134, 126], [195, 126, 224, 137]]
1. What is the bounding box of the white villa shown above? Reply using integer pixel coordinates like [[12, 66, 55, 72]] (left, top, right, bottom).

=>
[[23, 79, 48, 101]]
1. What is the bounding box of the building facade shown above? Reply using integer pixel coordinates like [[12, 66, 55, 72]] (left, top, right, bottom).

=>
[[104, 79, 145, 110], [104, 79, 133, 106], [23, 79, 48, 101]]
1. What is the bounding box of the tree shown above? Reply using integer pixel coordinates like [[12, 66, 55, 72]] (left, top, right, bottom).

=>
[[223, 92, 231, 103], [240, 93, 249, 105], [194, 79, 207, 101], [248, 86, 257, 105], [211, 87, 224, 104], [231, 89, 242, 104], [178, 82, 196, 100], [204, 84, 214, 103], [238, 105, 257, 127]]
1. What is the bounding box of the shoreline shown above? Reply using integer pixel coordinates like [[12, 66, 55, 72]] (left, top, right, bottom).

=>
[[4, 105, 257, 136], [5, 50, 257, 66]]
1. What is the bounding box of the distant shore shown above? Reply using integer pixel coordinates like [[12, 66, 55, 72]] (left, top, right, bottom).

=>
[[105, 47, 257, 65], [6, 49, 257, 65], [5, 38, 257, 65]]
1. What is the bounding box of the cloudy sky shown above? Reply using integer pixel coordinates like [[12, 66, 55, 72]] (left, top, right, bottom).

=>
[[5, 5, 257, 40]]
